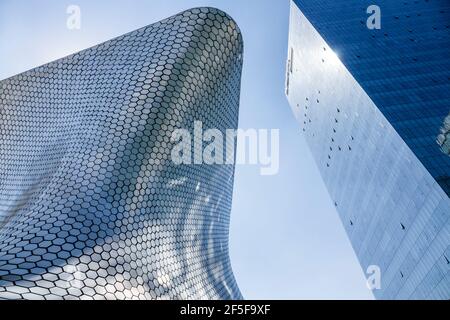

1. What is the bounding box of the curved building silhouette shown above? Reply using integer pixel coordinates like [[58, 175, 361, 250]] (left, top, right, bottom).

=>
[[0, 7, 243, 299]]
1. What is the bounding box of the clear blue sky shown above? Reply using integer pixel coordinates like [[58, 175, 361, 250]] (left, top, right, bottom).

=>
[[0, 0, 373, 299]]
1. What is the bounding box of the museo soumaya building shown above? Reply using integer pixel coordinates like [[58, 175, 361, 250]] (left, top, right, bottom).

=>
[[0, 8, 243, 300], [286, 0, 450, 299]]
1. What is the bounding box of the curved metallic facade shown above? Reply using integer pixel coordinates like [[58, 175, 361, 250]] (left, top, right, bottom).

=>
[[0, 7, 243, 299]]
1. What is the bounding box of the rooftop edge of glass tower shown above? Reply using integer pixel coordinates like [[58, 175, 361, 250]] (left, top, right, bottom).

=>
[[286, 1, 450, 299]]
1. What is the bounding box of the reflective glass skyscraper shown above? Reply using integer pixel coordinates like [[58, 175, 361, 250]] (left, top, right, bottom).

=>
[[286, 0, 450, 299], [0, 7, 243, 300]]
